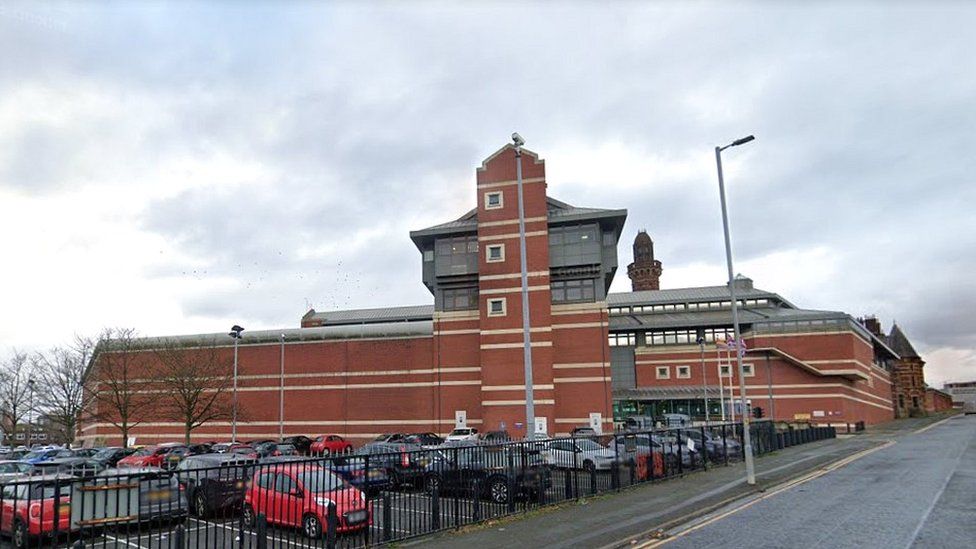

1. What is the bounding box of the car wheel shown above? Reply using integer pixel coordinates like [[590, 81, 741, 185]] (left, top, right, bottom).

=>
[[425, 474, 442, 494], [194, 491, 209, 518], [12, 520, 28, 549], [303, 514, 323, 539], [389, 470, 401, 489], [242, 504, 256, 528], [583, 460, 595, 473], [489, 478, 509, 504]]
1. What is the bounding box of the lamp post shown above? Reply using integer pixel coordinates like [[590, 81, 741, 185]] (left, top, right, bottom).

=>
[[513, 132, 536, 440], [26, 379, 35, 447], [229, 325, 244, 442], [279, 333, 286, 441], [715, 134, 756, 485], [698, 337, 709, 424]]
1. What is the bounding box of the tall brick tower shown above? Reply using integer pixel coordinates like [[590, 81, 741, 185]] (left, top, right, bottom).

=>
[[627, 230, 663, 291]]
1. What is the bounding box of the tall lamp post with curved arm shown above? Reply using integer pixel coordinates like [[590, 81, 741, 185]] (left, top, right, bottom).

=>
[[229, 325, 244, 442], [715, 135, 756, 485]]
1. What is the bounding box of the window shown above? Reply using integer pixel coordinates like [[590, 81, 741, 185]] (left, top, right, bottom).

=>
[[257, 473, 275, 490], [742, 363, 754, 377], [487, 298, 506, 316], [720, 365, 730, 376], [549, 224, 601, 266], [677, 366, 691, 379], [441, 287, 479, 311], [485, 191, 503, 209], [274, 474, 296, 494], [656, 366, 670, 379], [486, 244, 505, 263], [912, 396, 919, 409], [423, 249, 434, 262], [551, 279, 596, 303], [608, 333, 636, 346], [434, 235, 479, 275]]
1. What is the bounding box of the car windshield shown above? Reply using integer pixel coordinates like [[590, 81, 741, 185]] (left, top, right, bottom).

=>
[[277, 445, 296, 454], [296, 469, 345, 493], [35, 483, 72, 499], [576, 439, 604, 451], [22, 452, 43, 460], [450, 429, 471, 435], [132, 447, 156, 457]]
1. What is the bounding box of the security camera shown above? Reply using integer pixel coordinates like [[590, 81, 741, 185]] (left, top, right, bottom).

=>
[[511, 132, 525, 147]]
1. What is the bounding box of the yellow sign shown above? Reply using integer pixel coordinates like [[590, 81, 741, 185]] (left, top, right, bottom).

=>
[[794, 413, 811, 420]]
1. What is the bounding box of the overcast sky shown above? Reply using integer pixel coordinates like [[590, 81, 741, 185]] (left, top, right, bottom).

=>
[[1, 1, 973, 386]]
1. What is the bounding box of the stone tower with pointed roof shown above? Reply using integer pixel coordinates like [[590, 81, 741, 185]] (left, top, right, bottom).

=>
[[627, 230, 663, 291], [888, 323, 927, 417]]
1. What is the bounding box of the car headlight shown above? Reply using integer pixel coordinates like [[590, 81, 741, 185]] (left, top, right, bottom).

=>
[[360, 491, 366, 502], [315, 497, 335, 508]]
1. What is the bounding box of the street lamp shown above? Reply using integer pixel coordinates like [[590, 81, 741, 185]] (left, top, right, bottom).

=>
[[513, 132, 536, 440], [279, 333, 286, 441], [26, 379, 35, 447], [229, 325, 244, 442], [714, 134, 757, 485]]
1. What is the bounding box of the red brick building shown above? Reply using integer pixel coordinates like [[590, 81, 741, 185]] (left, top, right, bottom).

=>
[[81, 143, 898, 445]]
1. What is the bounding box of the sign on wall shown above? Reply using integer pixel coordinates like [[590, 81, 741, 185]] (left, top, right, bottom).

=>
[[455, 410, 467, 429], [534, 416, 548, 436], [589, 412, 603, 434]]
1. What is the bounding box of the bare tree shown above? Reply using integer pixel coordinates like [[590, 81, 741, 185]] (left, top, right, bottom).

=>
[[33, 335, 96, 445], [154, 336, 235, 444], [0, 351, 33, 445], [84, 328, 156, 447]]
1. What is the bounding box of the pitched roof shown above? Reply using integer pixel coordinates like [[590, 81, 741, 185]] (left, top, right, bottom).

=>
[[409, 196, 627, 243], [887, 324, 920, 359]]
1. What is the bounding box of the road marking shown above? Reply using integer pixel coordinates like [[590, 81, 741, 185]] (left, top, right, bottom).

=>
[[913, 416, 955, 434], [635, 440, 896, 548]]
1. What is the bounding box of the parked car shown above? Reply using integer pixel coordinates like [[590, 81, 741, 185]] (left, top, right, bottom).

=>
[[242, 464, 371, 539], [570, 427, 598, 439], [0, 462, 34, 484], [371, 433, 406, 443], [97, 467, 186, 522], [0, 474, 76, 548], [118, 444, 188, 469], [281, 436, 313, 455], [479, 431, 511, 444], [69, 448, 100, 458], [611, 433, 693, 470], [544, 438, 617, 471], [403, 432, 445, 448], [175, 453, 257, 518], [163, 444, 212, 469], [423, 445, 550, 504], [20, 449, 73, 465], [352, 442, 428, 489], [0, 451, 28, 461], [325, 456, 391, 495], [253, 442, 298, 459], [680, 429, 740, 462], [33, 458, 103, 478], [310, 435, 353, 455], [89, 447, 138, 468], [445, 428, 479, 442]]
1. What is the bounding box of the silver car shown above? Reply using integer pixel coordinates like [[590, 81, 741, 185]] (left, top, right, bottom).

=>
[[97, 467, 186, 522], [0, 461, 34, 484]]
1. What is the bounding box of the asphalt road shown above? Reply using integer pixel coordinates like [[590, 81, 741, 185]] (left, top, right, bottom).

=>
[[661, 414, 976, 549]]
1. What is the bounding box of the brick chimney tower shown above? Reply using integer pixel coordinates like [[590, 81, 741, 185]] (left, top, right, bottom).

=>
[[627, 230, 663, 291]]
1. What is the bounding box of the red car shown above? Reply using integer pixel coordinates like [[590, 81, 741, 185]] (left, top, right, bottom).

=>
[[0, 475, 75, 548], [242, 464, 370, 539], [117, 444, 186, 468], [310, 435, 353, 455]]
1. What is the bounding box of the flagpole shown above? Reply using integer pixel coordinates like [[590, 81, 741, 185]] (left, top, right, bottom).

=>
[[727, 347, 736, 422]]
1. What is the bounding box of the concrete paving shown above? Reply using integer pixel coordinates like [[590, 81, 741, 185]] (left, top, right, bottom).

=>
[[660, 414, 975, 549], [411, 415, 959, 549]]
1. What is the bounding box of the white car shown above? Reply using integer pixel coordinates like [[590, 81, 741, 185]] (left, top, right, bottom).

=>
[[545, 438, 617, 471], [445, 428, 479, 442]]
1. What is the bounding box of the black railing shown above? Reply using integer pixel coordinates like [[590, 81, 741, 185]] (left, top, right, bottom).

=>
[[0, 421, 836, 548]]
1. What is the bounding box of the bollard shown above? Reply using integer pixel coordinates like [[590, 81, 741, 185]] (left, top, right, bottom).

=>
[[327, 502, 338, 549], [472, 480, 482, 522], [564, 468, 573, 500], [629, 458, 636, 486], [611, 461, 620, 490], [431, 487, 441, 530], [256, 513, 268, 549], [382, 493, 392, 542], [507, 475, 517, 513], [174, 524, 186, 548], [589, 467, 597, 495]]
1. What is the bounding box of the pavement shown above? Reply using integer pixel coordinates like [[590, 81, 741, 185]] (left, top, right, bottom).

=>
[[651, 413, 976, 549], [410, 414, 961, 549]]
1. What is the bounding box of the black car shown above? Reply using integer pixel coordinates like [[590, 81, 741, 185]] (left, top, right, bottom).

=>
[[423, 445, 551, 504], [280, 436, 313, 455], [353, 442, 428, 489], [89, 447, 138, 468], [403, 432, 445, 447], [371, 433, 406, 443], [175, 454, 257, 518], [480, 431, 512, 444], [253, 442, 298, 459], [163, 444, 212, 469]]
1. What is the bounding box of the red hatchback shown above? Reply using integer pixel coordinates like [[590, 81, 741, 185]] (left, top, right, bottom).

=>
[[243, 464, 370, 539], [117, 444, 186, 469], [0, 475, 75, 549], [310, 435, 353, 456]]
